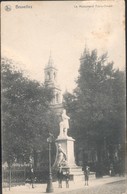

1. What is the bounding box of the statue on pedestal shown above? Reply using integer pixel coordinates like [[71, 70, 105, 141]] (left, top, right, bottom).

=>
[[53, 109, 75, 169], [59, 109, 70, 137]]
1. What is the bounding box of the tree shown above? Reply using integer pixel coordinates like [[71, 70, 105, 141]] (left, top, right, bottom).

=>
[[63, 49, 125, 175], [1, 57, 58, 166]]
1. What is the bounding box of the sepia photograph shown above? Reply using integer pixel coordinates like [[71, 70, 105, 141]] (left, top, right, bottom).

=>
[[1, 1, 126, 194]]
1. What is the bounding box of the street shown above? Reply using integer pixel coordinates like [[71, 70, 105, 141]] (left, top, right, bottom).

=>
[[2, 176, 126, 194], [60, 180, 126, 194]]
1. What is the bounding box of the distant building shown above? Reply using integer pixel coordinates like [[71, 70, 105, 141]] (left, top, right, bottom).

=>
[[44, 53, 63, 114]]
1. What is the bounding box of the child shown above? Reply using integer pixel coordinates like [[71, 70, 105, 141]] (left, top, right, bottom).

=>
[[84, 166, 90, 186]]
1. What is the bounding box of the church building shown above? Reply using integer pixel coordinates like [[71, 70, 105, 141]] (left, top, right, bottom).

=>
[[44, 54, 63, 114]]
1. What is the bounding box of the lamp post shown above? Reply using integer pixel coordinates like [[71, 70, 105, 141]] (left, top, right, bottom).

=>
[[46, 133, 54, 193]]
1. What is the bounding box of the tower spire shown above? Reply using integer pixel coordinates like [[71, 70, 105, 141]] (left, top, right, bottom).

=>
[[80, 40, 89, 61], [84, 39, 89, 54], [48, 50, 54, 67]]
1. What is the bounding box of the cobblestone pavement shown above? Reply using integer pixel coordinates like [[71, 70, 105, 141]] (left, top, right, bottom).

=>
[[2, 176, 126, 194]]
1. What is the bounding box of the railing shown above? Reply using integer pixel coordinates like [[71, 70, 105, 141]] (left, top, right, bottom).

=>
[[2, 167, 50, 188], [2, 168, 26, 188]]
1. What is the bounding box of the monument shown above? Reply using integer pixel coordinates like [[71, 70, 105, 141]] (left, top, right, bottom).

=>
[[53, 109, 84, 181], [53, 109, 76, 168]]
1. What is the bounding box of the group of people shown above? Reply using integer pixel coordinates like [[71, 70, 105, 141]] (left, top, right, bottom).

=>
[[57, 166, 70, 188], [57, 165, 90, 188]]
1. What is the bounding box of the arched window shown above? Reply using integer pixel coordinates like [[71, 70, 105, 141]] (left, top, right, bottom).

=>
[[47, 72, 50, 80], [54, 72, 56, 80], [56, 93, 59, 103]]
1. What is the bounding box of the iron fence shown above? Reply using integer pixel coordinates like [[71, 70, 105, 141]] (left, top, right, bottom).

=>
[[2, 168, 26, 188]]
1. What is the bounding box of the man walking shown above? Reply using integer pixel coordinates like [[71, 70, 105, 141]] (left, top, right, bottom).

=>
[[30, 167, 35, 188]]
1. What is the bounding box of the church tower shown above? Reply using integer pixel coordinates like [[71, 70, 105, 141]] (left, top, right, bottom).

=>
[[44, 53, 63, 113], [79, 45, 89, 65]]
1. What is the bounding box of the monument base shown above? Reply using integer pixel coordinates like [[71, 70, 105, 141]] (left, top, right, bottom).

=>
[[69, 166, 84, 182], [70, 167, 96, 182], [55, 136, 76, 167], [53, 135, 96, 182]]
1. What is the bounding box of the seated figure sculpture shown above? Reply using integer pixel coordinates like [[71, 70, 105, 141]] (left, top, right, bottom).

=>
[[59, 109, 70, 137]]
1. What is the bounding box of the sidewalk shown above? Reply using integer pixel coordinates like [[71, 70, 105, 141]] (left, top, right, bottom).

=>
[[2, 176, 126, 194]]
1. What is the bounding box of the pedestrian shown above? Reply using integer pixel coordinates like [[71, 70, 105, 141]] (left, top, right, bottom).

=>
[[109, 163, 115, 176], [30, 167, 35, 188], [84, 166, 90, 186], [57, 166, 63, 188], [65, 169, 70, 188]]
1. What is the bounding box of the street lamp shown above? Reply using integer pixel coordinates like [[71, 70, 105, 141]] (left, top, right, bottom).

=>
[[46, 133, 54, 193]]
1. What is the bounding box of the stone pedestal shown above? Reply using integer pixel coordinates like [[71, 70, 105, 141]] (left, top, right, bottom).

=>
[[53, 135, 96, 182], [55, 136, 76, 167]]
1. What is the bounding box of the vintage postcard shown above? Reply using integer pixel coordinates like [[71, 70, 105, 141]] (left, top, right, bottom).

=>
[[1, 1, 126, 194]]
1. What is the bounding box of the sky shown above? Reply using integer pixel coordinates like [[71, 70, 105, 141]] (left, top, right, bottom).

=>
[[1, 1, 125, 92]]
